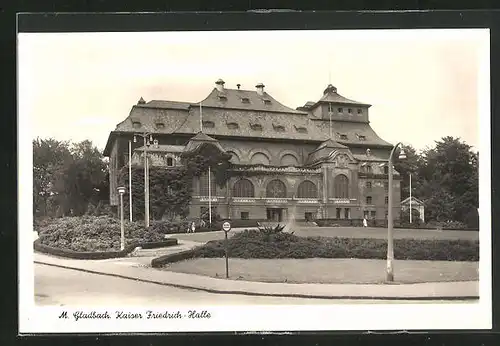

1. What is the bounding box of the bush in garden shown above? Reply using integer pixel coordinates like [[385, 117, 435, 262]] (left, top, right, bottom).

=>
[[188, 228, 479, 262], [35, 215, 164, 252]]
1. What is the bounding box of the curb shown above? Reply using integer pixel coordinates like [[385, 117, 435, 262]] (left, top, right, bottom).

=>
[[35, 261, 479, 301]]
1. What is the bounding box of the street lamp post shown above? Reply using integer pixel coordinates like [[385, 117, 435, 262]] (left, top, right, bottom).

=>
[[118, 186, 126, 250], [133, 132, 156, 228], [387, 143, 406, 282]]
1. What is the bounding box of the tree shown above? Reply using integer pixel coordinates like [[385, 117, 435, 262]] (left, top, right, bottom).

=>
[[33, 138, 71, 216], [35, 139, 109, 217], [419, 137, 478, 225], [393, 144, 424, 200]]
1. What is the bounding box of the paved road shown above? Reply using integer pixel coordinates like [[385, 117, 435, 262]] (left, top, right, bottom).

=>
[[35, 264, 465, 306]]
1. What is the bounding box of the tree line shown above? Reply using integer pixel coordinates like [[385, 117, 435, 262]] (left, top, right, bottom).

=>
[[394, 136, 479, 228], [33, 136, 479, 227]]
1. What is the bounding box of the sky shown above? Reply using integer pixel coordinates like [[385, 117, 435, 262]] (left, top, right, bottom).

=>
[[18, 29, 489, 152]]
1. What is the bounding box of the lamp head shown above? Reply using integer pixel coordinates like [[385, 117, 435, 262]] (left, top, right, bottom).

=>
[[117, 186, 126, 195], [133, 136, 137, 143], [398, 148, 407, 160]]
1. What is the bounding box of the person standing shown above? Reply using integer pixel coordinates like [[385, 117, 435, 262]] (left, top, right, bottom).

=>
[[363, 217, 368, 228]]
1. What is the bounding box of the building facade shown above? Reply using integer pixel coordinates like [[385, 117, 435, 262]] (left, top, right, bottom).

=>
[[103, 79, 401, 222]]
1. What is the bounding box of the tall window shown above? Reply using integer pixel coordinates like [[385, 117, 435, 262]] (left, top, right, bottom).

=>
[[366, 181, 372, 189], [297, 180, 318, 198], [336, 208, 342, 219], [232, 179, 255, 197], [366, 196, 373, 204], [385, 196, 389, 204], [344, 208, 350, 219], [334, 174, 349, 198], [266, 179, 287, 198], [384, 166, 389, 174], [166, 157, 174, 167], [199, 172, 217, 196], [384, 182, 389, 191], [365, 165, 373, 173]]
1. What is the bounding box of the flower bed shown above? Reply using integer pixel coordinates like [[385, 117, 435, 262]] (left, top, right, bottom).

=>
[[35, 216, 169, 253], [155, 228, 478, 265]]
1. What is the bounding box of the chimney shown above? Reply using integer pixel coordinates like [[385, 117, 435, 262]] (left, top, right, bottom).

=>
[[237, 83, 241, 90], [255, 83, 265, 96], [215, 78, 225, 92]]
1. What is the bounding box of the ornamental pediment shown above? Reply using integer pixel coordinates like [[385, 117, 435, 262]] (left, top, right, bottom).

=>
[[327, 149, 356, 167]]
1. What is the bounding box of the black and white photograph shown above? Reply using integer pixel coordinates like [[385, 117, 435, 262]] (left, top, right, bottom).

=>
[[18, 27, 491, 333]]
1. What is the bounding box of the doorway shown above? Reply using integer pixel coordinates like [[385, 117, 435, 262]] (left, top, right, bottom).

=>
[[267, 208, 284, 222]]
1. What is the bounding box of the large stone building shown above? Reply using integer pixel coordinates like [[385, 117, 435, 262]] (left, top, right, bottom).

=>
[[103, 79, 401, 222]]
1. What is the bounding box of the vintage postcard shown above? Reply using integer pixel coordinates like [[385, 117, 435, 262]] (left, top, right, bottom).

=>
[[18, 26, 491, 333]]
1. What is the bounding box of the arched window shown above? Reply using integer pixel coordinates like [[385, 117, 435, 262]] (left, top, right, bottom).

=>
[[334, 174, 349, 198], [232, 179, 255, 197], [297, 180, 318, 198], [280, 154, 299, 167], [199, 172, 217, 196], [250, 152, 270, 165], [383, 165, 389, 174], [266, 179, 287, 198], [166, 157, 174, 167], [227, 151, 240, 164]]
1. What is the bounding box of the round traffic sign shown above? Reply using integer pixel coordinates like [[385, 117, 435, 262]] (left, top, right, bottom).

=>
[[222, 221, 231, 232]]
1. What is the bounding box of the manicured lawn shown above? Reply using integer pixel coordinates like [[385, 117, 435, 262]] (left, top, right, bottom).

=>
[[294, 227, 479, 241], [172, 226, 479, 243], [163, 258, 479, 284]]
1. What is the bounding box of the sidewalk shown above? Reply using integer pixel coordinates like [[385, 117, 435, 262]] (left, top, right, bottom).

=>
[[34, 240, 479, 300]]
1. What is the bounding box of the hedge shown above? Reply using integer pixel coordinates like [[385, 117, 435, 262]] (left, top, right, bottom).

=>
[[34, 238, 178, 260], [151, 249, 197, 268], [33, 238, 178, 260], [315, 218, 479, 231], [154, 229, 478, 266]]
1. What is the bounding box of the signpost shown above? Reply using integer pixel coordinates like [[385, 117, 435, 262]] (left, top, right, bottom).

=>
[[222, 221, 231, 278]]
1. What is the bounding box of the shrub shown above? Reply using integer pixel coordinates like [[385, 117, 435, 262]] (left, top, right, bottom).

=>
[[188, 229, 478, 262], [35, 216, 165, 252]]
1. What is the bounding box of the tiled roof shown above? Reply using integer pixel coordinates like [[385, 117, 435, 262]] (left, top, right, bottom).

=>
[[315, 139, 348, 151], [183, 131, 226, 153], [104, 83, 392, 156], [199, 88, 307, 114], [137, 100, 191, 110], [301, 84, 371, 109], [112, 106, 391, 147]]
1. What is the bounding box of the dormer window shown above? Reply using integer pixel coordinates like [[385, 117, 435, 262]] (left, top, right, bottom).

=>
[[155, 122, 165, 129], [263, 99, 272, 105], [348, 108, 352, 114], [218, 95, 227, 101], [357, 134, 366, 141], [241, 97, 250, 103], [337, 107, 343, 113], [339, 134, 348, 140], [273, 124, 285, 132], [294, 125, 308, 133], [250, 123, 263, 131], [227, 122, 239, 130], [202, 121, 215, 128], [357, 108, 363, 114], [132, 121, 141, 129]]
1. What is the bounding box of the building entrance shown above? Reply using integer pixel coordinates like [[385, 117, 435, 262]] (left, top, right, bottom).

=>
[[267, 208, 285, 222]]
